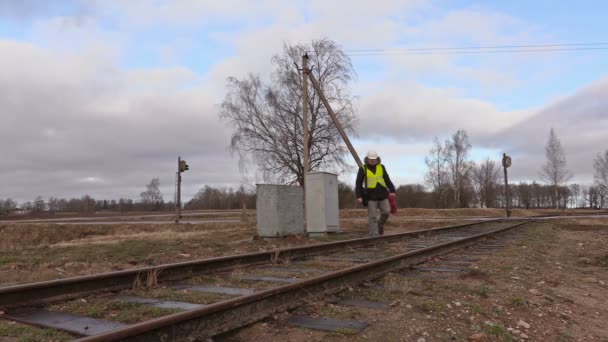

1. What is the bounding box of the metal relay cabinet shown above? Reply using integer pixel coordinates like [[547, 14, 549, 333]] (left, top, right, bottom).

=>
[[305, 172, 340, 234]]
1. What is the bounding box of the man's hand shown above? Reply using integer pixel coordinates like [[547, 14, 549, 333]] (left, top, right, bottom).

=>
[[357, 197, 363, 203], [389, 193, 396, 198]]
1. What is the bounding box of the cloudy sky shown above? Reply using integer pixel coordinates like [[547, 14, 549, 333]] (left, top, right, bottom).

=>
[[1, 0, 607, 203]]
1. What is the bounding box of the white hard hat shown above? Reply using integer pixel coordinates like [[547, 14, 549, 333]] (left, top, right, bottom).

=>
[[366, 150, 379, 160]]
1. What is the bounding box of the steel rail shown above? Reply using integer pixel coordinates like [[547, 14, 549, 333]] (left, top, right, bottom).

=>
[[76, 220, 533, 342], [0, 219, 503, 309]]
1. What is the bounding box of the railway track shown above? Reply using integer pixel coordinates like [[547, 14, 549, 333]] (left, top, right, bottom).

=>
[[0, 219, 534, 341]]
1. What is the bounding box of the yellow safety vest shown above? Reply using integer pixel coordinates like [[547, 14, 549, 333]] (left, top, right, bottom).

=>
[[366, 165, 386, 189]]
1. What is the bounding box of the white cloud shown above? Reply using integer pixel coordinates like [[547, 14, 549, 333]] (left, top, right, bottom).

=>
[[493, 76, 608, 183], [0, 39, 241, 202], [78, 176, 104, 184], [355, 81, 533, 142]]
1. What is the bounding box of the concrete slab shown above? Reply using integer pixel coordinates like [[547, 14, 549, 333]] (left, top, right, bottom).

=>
[[441, 257, 481, 262], [322, 257, 369, 263], [287, 315, 368, 332], [258, 267, 326, 274], [173, 285, 254, 296], [472, 248, 501, 252], [113, 296, 205, 310], [240, 275, 299, 284], [7, 310, 127, 336], [334, 298, 391, 310], [415, 267, 463, 273], [435, 260, 473, 266]]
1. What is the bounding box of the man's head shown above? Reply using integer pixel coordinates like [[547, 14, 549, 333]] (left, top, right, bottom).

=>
[[366, 150, 379, 165]]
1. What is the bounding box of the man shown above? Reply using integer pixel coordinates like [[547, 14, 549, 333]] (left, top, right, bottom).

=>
[[355, 150, 396, 236]]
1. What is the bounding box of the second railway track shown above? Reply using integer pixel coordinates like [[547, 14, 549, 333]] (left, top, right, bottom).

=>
[[0, 219, 534, 341]]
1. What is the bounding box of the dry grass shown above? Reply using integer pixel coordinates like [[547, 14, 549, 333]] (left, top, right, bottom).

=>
[[557, 217, 608, 226], [270, 250, 293, 265], [230, 266, 244, 282], [0, 209, 253, 222], [302, 256, 357, 270], [0, 222, 251, 250], [340, 207, 585, 219], [132, 269, 161, 290], [382, 273, 418, 293], [0, 209, 512, 251]]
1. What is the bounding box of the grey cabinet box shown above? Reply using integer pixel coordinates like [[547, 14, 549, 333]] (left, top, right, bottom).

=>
[[305, 172, 340, 234], [256, 184, 304, 237]]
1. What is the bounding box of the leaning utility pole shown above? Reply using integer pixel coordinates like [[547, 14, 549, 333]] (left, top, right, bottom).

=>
[[502, 153, 512, 217], [303, 64, 363, 168], [175, 156, 189, 223]]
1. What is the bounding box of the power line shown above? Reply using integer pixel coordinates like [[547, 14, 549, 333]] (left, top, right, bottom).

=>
[[306, 42, 608, 56], [341, 42, 608, 53], [345, 47, 608, 56]]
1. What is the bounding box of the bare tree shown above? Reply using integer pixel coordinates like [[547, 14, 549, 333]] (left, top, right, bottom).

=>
[[32, 196, 45, 213], [82, 195, 96, 214], [0, 198, 17, 216], [471, 158, 501, 208], [119, 198, 134, 213], [140, 178, 164, 211], [569, 184, 581, 208], [396, 184, 431, 208], [220, 38, 357, 186], [588, 185, 601, 209], [540, 128, 572, 211], [445, 129, 473, 208], [593, 150, 608, 208], [516, 182, 533, 209], [424, 137, 450, 207]]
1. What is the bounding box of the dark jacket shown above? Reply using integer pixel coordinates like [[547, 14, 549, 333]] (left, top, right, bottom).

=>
[[355, 157, 396, 201]]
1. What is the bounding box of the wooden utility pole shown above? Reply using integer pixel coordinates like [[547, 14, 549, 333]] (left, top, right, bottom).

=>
[[304, 68, 363, 168], [502, 153, 512, 217], [302, 54, 310, 177]]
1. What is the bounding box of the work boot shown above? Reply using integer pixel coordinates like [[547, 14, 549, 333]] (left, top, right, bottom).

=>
[[378, 213, 389, 235]]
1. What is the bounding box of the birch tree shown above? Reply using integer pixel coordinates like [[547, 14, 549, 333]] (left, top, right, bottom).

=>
[[540, 128, 572, 211], [445, 129, 473, 208]]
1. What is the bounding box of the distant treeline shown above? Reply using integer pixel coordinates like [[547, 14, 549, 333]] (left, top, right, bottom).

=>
[[1, 181, 606, 217], [0, 186, 257, 216], [184, 186, 256, 210], [339, 182, 606, 209], [0, 195, 175, 215]]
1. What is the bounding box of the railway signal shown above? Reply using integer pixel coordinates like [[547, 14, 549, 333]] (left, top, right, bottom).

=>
[[179, 160, 189, 173], [503, 153, 512, 217]]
